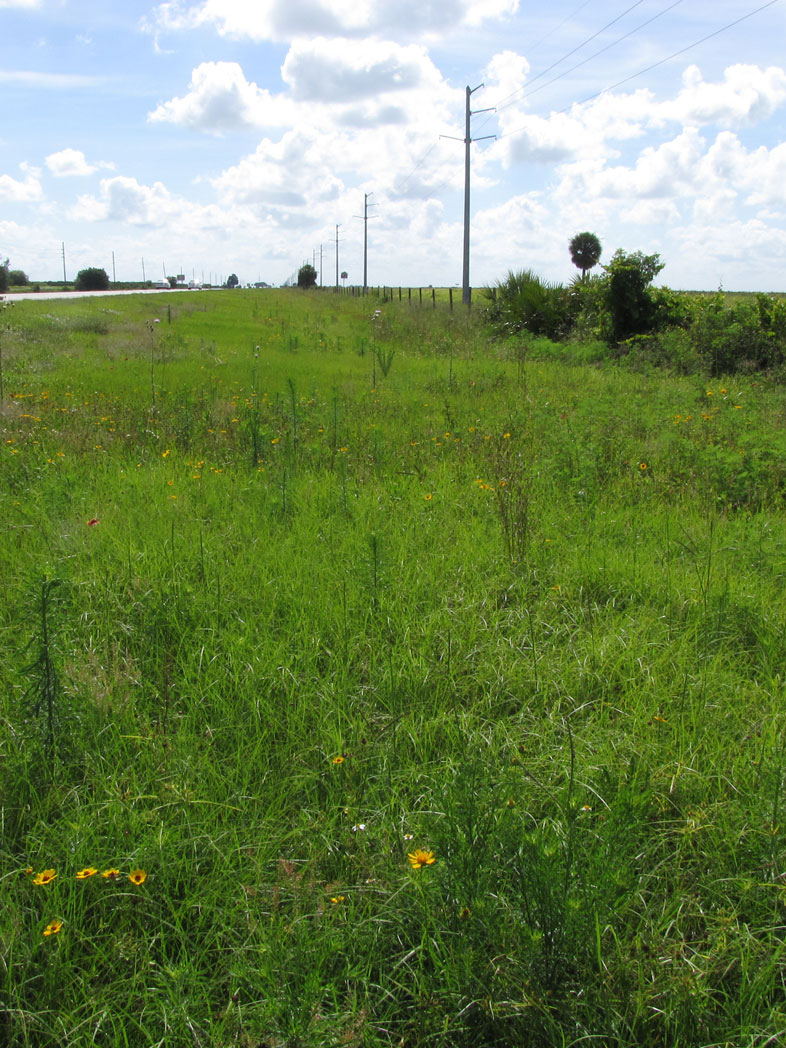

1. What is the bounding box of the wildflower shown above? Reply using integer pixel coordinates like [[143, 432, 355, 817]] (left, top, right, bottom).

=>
[[351, 823, 366, 833], [503, 432, 511, 439], [271, 437, 280, 444], [101, 869, 120, 880], [33, 869, 57, 886], [332, 755, 345, 765], [639, 462, 647, 471], [43, 919, 63, 937], [403, 833, 414, 841], [86, 518, 99, 526], [330, 896, 345, 904], [128, 869, 147, 886], [23, 866, 34, 876], [459, 907, 471, 920], [424, 493, 433, 501], [581, 805, 592, 812], [408, 849, 436, 870], [76, 867, 98, 879], [162, 449, 170, 458]]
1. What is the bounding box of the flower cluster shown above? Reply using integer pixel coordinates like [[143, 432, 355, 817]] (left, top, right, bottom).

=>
[[25, 865, 148, 936]]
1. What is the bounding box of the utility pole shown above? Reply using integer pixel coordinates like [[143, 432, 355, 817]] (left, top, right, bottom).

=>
[[443, 85, 495, 307], [335, 224, 341, 289], [142, 257, 146, 282], [61, 242, 67, 284], [359, 192, 375, 294], [112, 251, 116, 284]]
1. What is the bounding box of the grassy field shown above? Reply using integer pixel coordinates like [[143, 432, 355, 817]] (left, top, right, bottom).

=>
[[2, 289, 786, 1047]]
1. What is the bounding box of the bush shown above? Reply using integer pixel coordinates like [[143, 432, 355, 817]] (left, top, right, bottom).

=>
[[0, 259, 8, 294], [8, 269, 28, 286], [601, 250, 664, 343], [74, 267, 110, 291], [483, 270, 577, 340]]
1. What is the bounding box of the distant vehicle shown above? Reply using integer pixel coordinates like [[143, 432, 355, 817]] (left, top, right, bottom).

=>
[[154, 279, 170, 289], [188, 281, 202, 289]]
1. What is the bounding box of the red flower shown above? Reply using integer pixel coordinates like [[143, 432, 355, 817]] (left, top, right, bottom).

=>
[[87, 518, 99, 526]]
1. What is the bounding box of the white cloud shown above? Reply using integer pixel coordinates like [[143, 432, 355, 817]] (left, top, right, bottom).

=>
[[149, 61, 293, 134], [146, 0, 518, 42], [71, 176, 177, 225], [0, 70, 102, 88], [281, 38, 441, 103], [0, 163, 42, 201], [658, 64, 786, 130], [0, 0, 41, 7], [45, 148, 114, 177]]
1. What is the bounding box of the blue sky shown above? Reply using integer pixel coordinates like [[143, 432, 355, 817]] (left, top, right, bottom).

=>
[[1, 0, 785, 290]]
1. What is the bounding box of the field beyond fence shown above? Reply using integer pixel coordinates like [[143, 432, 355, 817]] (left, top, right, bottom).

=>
[[2, 288, 786, 1047]]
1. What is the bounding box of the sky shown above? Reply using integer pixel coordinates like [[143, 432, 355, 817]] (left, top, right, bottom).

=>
[[1, 0, 785, 291]]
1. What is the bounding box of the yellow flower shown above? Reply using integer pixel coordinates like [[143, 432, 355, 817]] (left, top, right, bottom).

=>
[[330, 896, 345, 904], [424, 493, 433, 501], [101, 869, 120, 880], [408, 849, 436, 870], [33, 869, 57, 886], [639, 462, 647, 471], [332, 755, 345, 765], [76, 867, 98, 879], [128, 869, 147, 886], [43, 919, 63, 937]]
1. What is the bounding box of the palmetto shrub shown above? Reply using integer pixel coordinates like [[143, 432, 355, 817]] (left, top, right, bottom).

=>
[[483, 269, 577, 341]]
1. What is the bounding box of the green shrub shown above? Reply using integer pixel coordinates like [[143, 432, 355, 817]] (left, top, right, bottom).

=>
[[483, 269, 577, 340], [74, 267, 110, 291]]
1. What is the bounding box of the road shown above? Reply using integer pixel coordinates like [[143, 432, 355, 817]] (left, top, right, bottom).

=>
[[1, 288, 200, 303]]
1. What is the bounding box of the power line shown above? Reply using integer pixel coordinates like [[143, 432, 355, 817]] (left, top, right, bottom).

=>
[[484, 0, 651, 118], [559, 0, 782, 112], [490, 0, 782, 147], [497, 0, 684, 112]]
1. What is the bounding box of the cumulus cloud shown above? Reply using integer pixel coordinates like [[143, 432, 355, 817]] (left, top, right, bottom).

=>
[[70, 176, 178, 225], [0, 163, 43, 202], [149, 61, 294, 134], [45, 148, 114, 177], [281, 38, 440, 103], [658, 64, 786, 129], [146, 0, 518, 42]]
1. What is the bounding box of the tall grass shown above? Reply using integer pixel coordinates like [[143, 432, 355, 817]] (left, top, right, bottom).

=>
[[2, 289, 786, 1046]]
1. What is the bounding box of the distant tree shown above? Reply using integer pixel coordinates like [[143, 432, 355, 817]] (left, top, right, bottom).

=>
[[0, 258, 8, 293], [8, 269, 28, 286], [226, 273, 239, 288], [75, 267, 110, 291], [569, 232, 602, 281], [297, 264, 317, 289]]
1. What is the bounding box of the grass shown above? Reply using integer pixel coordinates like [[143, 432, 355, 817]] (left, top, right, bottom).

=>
[[2, 288, 786, 1046]]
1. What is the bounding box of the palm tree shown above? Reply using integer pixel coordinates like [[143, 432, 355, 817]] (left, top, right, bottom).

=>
[[569, 232, 602, 281]]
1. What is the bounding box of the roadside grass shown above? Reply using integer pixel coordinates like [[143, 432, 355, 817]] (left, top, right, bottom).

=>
[[2, 289, 786, 1046]]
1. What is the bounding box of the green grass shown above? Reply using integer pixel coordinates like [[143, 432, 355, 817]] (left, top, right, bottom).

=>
[[3, 288, 786, 1046]]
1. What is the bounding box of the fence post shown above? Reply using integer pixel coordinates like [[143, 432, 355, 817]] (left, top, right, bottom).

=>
[[419, 288, 423, 306], [449, 288, 453, 311], [432, 288, 436, 309]]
